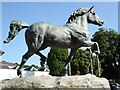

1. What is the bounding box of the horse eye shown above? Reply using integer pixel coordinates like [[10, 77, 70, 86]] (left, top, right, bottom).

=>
[[92, 11, 95, 15]]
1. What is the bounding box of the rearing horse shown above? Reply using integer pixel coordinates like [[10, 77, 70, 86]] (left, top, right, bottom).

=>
[[4, 6, 104, 76]]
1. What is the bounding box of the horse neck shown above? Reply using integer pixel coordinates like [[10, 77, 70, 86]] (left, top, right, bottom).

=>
[[69, 15, 89, 35], [76, 15, 88, 31]]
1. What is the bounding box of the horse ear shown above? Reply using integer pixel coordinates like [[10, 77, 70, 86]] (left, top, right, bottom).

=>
[[88, 6, 94, 12]]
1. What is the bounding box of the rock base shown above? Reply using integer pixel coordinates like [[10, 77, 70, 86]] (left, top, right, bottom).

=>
[[0, 74, 110, 90]]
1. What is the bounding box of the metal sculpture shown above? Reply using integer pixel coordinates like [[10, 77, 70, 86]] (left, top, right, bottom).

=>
[[4, 6, 104, 76]]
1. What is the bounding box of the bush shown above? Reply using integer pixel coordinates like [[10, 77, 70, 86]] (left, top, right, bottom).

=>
[[47, 48, 68, 76]]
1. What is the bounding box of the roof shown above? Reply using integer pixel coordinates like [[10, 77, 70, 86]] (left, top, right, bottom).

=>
[[0, 61, 16, 66], [0, 64, 9, 69]]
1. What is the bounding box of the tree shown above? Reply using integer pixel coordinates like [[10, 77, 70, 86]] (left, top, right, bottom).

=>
[[71, 49, 102, 76], [92, 27, 120, 81], [47, 48, 68, 76], [71, 49, 89, 75]]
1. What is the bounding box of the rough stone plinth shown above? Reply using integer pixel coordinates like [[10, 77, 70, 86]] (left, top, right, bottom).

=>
[[0, 74, 110, 90]]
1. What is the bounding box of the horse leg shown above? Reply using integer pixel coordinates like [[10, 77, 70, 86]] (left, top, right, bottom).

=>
[[96, 55, 101, 76], [83, 41, 100, 54], [92, 42, 100, 55], [17, 50, 34, 76], [30, 30, 46, 67], [87, 48, 94, 75], [91, 42, 101, 76], [63, 48, 77, 76], [84, 41, 100, 76], [35, 51, 47, 67], [17, 30, 45, 76]]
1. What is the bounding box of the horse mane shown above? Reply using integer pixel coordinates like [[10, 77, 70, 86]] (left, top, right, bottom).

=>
[[66, 8, 89, 24]]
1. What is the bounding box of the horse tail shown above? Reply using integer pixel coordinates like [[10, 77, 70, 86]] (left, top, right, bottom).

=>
[[10, 20, 29, 29], [19, 20, 29, 29], [3, 20, 30, 44]]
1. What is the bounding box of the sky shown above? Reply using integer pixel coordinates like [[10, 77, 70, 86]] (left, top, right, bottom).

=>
[[118, 2, 120, 33], [1, 2, 118, 66]]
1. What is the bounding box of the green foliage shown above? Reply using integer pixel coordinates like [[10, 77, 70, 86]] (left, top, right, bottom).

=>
[[71, 49, 102, 76], [15, 62, 19, 66], [23, 64, 31, 69], [92, 27, 120, 81], [77, 49, 90, 75], [31, 64, 39, 69], [47, 48, 68, 76], [92, 56, 103, 76], [15, 63, 39, 69]]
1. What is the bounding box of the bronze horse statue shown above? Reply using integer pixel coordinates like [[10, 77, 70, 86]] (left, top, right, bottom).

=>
[[4, 6, 104, 76]]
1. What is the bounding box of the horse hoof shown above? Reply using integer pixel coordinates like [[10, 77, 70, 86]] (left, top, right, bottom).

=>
[[17, 69, 22, 76], [62, 68, 68, 76], [65, 74, 68, 76]]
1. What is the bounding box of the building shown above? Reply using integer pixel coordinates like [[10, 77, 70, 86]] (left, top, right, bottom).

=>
[[0, 61, 50, 81], [0, 61, 16, 69]]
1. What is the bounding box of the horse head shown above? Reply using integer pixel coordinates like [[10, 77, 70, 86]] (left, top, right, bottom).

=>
[[3, 20, 29, 44], [87, 6, 104, 26], [66, 6, 104, 27]]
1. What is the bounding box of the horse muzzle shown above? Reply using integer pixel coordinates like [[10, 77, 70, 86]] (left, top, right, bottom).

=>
[[98, 21, 104, 26], [3, 33, 15, 44], [3, 40, 10, 44]]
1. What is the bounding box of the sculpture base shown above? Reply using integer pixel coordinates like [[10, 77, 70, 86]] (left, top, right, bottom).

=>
[[0, 74, 110, 90]]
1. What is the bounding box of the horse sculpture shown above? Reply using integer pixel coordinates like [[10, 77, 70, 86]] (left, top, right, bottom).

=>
[[4, 6, 104, 76]]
